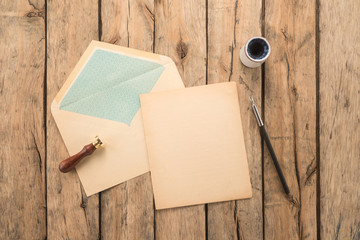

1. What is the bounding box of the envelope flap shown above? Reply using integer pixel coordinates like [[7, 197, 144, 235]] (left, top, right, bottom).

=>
[[54, 40, 175, 105], [59, 49, 166, 125], [53, 41, 177, 126]]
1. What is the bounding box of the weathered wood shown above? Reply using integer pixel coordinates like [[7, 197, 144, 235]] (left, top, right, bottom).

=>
[[154, 0, 207, 239], [155, 0, 207, 88], [264, 0, 317, 239], [101, 0, 155, 51], [207, 0, 263, 239], [0, 0, 46, 239], [2, 1, 360, 238], [319, 0, 360, 239], [100, 0, 155, 239], [101, 174, 154, 239], [46, 0, 99, 239]]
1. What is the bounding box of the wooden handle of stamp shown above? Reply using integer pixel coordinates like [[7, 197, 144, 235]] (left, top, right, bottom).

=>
[[59, 143, 96, 173]]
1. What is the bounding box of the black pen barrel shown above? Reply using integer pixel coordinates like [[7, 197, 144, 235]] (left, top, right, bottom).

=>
[[260, 126, 290, 195]]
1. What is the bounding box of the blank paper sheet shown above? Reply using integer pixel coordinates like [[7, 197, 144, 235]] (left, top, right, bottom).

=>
[[140, 82, 252, 209]]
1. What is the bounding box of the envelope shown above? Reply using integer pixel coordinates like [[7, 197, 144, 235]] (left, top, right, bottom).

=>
[[51, 41, 184, 196]]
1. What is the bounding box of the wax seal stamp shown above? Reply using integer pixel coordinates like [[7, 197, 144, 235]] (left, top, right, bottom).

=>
[[59, 136, 103, 173]]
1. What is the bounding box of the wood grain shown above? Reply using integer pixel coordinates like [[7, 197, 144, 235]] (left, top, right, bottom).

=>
[[46, 0, 99, 239], [0, 0, 46, 239], [154, 0, 207, 239], [2, 1, 360, 238], [264, 0, 317, 239], [207, 0, 263, 239], [100, 0, 155, 239], [319, 0, 360, 239], [155, 0, 207, 87]]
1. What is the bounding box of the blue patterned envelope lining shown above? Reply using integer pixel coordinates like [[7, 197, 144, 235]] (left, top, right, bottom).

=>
[[60, 49, 164, 126]]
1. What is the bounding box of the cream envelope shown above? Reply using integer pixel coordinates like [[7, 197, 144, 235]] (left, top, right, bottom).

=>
[[51, 41, 184, 196], [140, 82, 252, 209]]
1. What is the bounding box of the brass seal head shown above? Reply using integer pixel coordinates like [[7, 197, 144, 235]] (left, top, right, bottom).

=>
[[92, 136, 103, 149]]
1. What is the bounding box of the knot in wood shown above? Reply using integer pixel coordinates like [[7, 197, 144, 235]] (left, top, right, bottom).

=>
[[176, 41, 188, 60]]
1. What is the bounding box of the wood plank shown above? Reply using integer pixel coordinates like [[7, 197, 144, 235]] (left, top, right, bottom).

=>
[[100, 0, 155, 239], [101, 0, 155, 51], [154, 0, 207, 239], [155, 0, 207, 87], [46, 0, 99, 239], [319, 0, 360, 239], [207, 0, 263, 239], [264, 0, 317, 239], [0, 0, 46, 239]]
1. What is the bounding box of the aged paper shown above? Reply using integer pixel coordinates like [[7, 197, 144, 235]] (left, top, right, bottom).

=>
[[140, 82, 252, 209]]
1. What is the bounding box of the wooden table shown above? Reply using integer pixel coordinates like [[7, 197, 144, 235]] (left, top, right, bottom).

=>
[[1, 0, 359, 239]]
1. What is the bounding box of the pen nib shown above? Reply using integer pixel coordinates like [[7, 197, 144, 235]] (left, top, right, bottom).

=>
[[249, 96, 263, 127], [249, 96, 255, 105]]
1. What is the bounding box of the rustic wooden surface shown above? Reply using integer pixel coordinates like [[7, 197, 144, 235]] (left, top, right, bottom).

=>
[[46, 0, 99, 239], [0, 0, 359, 239], [101, 0, 155, 239], [319, 0, 360, 239], [0, 1, 46, 239], [154, 1, 207, 239], [207, 0, 263, 239], [263, 0, 317, 239]]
